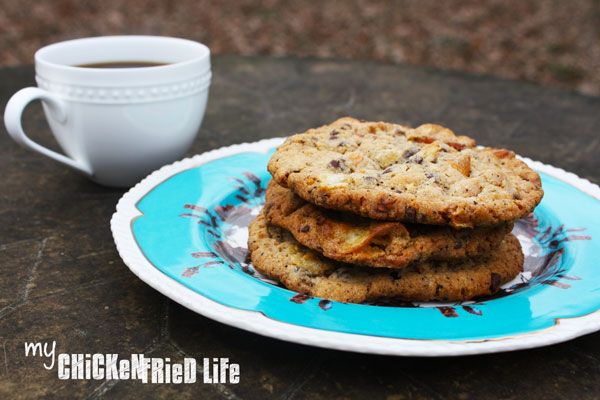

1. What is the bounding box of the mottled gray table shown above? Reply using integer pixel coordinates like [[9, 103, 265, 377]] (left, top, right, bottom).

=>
[[1, 55, 600, 399]]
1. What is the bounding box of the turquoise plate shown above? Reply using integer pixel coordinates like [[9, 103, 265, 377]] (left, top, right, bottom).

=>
[[112, 138, 600, 356]]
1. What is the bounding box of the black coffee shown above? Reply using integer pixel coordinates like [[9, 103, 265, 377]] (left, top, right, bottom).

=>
[[75, 61, 168, 68]]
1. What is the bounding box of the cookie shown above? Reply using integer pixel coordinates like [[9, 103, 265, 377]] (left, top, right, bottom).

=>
[[248, 211, 524, 303], [267, 117, 543, 228], [264, 181, 513, 269]]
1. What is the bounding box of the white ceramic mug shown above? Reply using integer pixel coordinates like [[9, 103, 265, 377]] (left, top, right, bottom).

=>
[[4, 36, 211, 187]]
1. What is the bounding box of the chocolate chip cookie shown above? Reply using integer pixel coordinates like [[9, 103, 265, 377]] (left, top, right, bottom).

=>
[[248, 211, 523, 303], [268, 117, 543, 228], [264, 180, 513, 269]]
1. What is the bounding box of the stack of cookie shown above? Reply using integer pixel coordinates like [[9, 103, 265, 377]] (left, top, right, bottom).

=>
[[248, 118, 544, 303]]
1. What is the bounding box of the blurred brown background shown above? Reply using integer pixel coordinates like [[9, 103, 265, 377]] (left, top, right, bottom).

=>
[[1, 0, 599, 95]]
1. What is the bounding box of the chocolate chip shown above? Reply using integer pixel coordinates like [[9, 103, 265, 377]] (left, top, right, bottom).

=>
[[404, 206, 417, 223], [300, 225, 311, 233], [382, 167, 394, 174], [330, 129, 340, 136], [341, 123, 352, 129], [363, 176, 377, 183], [316, 216, 325, 226], [407, 155, 423, 164], [441, 213, 452, 224], [403, 146, 420, 159], [329, 159, 341, 169], [490, 273, 502, 292], [395, 128, 406, 135], [376, 197, 392, 212]]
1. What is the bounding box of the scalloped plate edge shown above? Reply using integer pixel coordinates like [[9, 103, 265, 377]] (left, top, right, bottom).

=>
[[111, 138, 600, 356]]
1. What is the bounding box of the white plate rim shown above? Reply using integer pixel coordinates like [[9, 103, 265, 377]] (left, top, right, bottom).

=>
[[110, 137, 600, 356]]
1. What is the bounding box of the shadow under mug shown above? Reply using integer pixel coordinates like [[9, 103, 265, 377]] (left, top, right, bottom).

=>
[[4, 36, 211, 187]]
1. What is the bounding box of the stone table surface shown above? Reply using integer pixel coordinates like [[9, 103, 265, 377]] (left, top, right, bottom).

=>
[[1, 55, 600, 400]]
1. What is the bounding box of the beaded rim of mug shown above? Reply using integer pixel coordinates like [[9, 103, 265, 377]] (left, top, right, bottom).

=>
[[35, 72, 212, 104]]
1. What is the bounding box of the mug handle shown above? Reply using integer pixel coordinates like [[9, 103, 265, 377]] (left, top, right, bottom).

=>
[[4, 87, 93, 176]]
